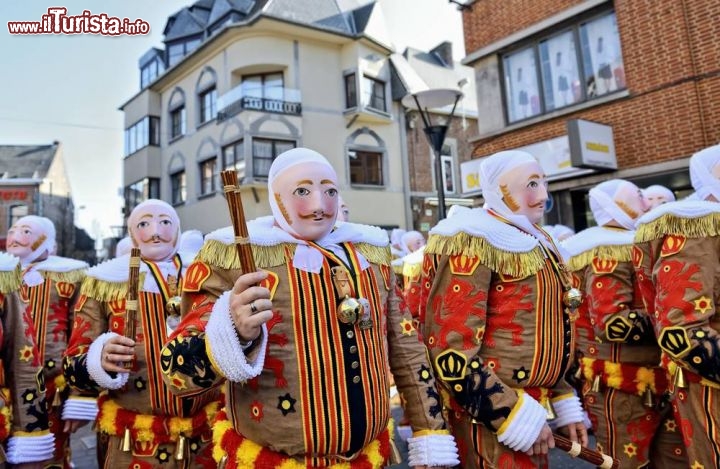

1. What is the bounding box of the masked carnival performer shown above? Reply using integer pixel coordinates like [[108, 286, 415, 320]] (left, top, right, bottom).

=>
[[62, 200, 218, 468], [0, 251, 54, 467], [642, 185, 676, 210], [160, 148, 459, 468], [563, 179, 685, 468], [6, 215, 87, 468], [633, 143, 720, 468], [420, 150, 588, 468]]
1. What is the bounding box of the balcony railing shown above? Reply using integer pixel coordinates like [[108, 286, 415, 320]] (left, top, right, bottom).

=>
[[217, 85, 302, 122]]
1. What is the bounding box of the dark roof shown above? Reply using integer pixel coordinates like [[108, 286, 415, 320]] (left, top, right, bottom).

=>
[[164, 7, 208, 41], [0, 144, 58, 179], [349, 2, 375, 34], [264, 0, 352, 34]]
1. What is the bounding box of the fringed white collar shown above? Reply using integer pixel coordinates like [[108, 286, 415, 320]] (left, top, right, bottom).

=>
[[0, 252, 20, 272], [561, 226, 634, 258], [636, 200, 720, 226]]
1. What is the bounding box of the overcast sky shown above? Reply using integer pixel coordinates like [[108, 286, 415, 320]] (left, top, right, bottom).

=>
[[0, 0, 464, 240]]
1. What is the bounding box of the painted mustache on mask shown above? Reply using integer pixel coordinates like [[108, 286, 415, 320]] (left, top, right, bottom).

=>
[[141, 234, 173, 243], [298, 211, 334, 220], [529, 201, 546, 209], [7, 241, 29, 248]]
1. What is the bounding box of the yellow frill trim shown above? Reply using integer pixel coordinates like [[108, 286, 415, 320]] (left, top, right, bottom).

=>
[[0, 265, 22, 294], [40, 269, 86, 284], [197, 241, 391, 271], [80, 273, 147, 302], [566, 244, 633, 272], [402, 261, 422, 279], [426, 233, 545, 279], [212, 415, 393, 468], [635, 212, 720, 243], [0, 387, 12, 440]]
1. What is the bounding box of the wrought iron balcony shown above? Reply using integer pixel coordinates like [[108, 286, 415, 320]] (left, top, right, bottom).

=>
[[217, 85, 302, 122]]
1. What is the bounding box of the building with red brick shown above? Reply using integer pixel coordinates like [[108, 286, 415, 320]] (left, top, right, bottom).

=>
[[460, 0, 720, 229]]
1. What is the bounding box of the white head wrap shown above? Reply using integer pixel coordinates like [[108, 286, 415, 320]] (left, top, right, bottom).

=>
[[642, 185, 675, 204], [400, 230, 425, 254], [268, 147, 337, 239], [588, 179, 638, 230], [115, 236, 132, 258], [178, 229, 203, 255], [11, 215, 56, 266], [480, 151, 552, 246], [689, 144, 720, 201], [447, 205, 471, 219], [545, 224, 575, 241], [127, 199, 181, 254]]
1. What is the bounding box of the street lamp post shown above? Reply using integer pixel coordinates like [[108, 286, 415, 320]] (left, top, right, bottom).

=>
[[402, 88, 463, 221]]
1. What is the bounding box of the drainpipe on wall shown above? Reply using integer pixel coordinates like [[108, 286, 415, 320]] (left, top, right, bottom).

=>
[[398, 105, 413, 230]]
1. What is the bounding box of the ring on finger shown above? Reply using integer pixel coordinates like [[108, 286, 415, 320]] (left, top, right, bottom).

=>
[[250, 301, 258, 314]]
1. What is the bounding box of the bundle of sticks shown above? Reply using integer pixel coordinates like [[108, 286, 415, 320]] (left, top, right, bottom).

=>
[[123, 247, 141, 370], [553, 434, 618, 468], [220, 170, 256, 273]]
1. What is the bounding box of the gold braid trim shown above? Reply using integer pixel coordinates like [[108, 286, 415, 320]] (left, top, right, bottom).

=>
[[426, 233, 546, 278], [356, 243, 391, 266], [40, 269, 86, 284], [635, 212, 720, 243], [80, 273, 147, 302], [566, 244, 633, 272], [0, 265, 22, 294], [196, 240, 296, 270]]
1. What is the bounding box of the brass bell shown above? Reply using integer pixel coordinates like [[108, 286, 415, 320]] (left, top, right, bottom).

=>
[[643, 388, 655, 408], [543, 399, 557, 421], [563, 287, 583, 310], [337, 296, 362, 324], [218, 455, 228, 469], [166, 296, 182, 316], [673, 367, 687, 389], [121, 427, 132, 452], [574, 365, 584, 381], [52, 390, 63, 407], [591, 374, 601, 393], [175, 435, 187, 460]]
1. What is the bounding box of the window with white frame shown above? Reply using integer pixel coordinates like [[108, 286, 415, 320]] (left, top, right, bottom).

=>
[[170, 105, 186, 140], [502, 11, 624, 124], [348, 149, 383, 186], [8, 204, 28, 227], [252, 138, 295, 178], [344, 73, 357, 108], [199, 157, 217, 196], [242, 72, 284, 100], [199, 86, 217, 124], [222, 139, 245, 178], [170, 170, 186, 205], [362, 76, 386, 112]]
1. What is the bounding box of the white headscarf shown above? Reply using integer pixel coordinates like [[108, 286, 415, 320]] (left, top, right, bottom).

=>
[[588, 179, 638, 230], [400, 230, 425, 254], [689, 144, 720, 201], [115, 236, 132, 258], [127, 199, 181, 255], [642, 185, 675, 203], [13, 215, 56, 266], [480, 150, 552, 247], [268, 147, 337, 239]]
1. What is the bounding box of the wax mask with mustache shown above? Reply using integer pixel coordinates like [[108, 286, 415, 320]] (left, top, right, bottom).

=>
[[270, 160, 339, 241], [6, 215, 55, 265], [128, 199, 180, 262], [643, 185, 675, 210], [496, 161, 549, 224]]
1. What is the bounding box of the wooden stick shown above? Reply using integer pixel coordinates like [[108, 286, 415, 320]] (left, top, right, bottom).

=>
[[220, 170, 256, 273], [553, 434, 618, 469], [123, 247, 141, 370]]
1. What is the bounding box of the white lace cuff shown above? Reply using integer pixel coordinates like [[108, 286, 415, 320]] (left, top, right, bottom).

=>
[[496, 393, 547, 452], [87, 332, 130, 390], [6, 433, 55, 463], [549, 394, 584, 429], [206, 291, 268, 383], [407, 433, 460, 467], [61, 396, 98, 421]]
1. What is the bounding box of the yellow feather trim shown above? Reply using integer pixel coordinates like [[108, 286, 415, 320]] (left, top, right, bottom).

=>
[[196, 240, 295, 270], [40, 269, 86, 284], [635, 212, 720, 243], [355, 243, 391, 266], [80, 273, 147, 302], [0, 265, 22, 294], [426, 233, 545, 278], [604, 361, 623, 390], [566, 244, 633, 272], [402, 261, 422, 279]]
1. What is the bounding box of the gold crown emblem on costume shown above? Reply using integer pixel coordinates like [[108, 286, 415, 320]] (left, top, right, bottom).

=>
[[55, 281, 76, 299], [183, 262, 211, 292], [449, 255, 480, 276], [435, 349, 467, 382], [592, 258, 618, 274]]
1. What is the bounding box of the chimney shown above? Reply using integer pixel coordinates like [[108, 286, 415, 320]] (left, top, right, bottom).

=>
[[430, 41, 453, 68]]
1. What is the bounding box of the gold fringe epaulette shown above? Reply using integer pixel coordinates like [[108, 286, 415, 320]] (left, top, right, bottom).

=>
[[635, 212, 720, 243], [566, 244, 633, 272], [0, 265, 22, 294], [196, 240, 296, 270], [80, 273, 147, 302], [426, 233, 545, 279], [40, 269, 86, 284], [402, 261, 422, 279], [356, 243, 391, 267]]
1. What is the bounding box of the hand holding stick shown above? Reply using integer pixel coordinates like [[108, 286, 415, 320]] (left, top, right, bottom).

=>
[[123, 247, 141, 370], [553, 434, 618, 468], [220, 170, 256, 273]]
